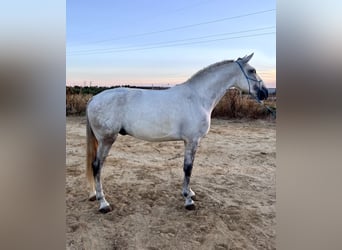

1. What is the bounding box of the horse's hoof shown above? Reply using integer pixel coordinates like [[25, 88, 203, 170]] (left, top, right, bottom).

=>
[[99, 205, 112, 213], [185, 204, 196, 210], [88, 195, 96, 201], [185, 198, 195, 210]]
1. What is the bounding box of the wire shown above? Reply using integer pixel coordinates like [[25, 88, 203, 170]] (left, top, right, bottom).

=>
[[69, 26, 275, 55], [68, 32, 275, 56]]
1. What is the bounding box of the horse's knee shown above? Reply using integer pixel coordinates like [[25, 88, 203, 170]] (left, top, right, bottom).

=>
[[92, 157, 101, 177]]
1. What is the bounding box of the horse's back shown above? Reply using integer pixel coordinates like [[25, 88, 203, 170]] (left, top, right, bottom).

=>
[[88, 87, 139, 111]]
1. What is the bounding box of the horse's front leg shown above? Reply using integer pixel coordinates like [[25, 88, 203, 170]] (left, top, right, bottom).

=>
[[182, 139, 200, 210]]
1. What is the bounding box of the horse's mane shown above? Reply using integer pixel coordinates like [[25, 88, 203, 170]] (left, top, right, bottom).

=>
[[184, 60, 234, 84]]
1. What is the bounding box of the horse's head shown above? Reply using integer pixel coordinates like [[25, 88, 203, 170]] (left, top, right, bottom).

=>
[[235, 53, 268, 101]]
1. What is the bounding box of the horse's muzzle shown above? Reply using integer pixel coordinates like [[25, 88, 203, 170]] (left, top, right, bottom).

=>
[[257, 86, 268, 100]]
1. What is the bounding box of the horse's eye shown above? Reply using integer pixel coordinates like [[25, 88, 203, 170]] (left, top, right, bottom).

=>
[[249, 69, 256, 74]]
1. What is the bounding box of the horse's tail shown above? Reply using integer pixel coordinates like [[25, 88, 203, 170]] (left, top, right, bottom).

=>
[[86, 110, 97, 194]]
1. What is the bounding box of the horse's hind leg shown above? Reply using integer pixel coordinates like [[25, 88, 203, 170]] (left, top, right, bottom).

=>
[[182, 139, 200, 210], [93, 136, 116, 213]]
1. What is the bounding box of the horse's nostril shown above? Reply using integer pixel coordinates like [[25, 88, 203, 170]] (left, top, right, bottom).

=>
[[258, 89, 268, 100]]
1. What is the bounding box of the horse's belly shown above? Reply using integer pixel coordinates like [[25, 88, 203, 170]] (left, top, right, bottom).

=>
[[133, 133, 179, 142], [125, 116, 181, 142]]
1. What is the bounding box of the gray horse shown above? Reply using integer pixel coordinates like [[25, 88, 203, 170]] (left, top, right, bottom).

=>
[[86, 53, 268, 213]]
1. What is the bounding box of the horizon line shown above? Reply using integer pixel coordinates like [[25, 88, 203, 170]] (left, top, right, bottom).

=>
[[66, 83, 277, 88]]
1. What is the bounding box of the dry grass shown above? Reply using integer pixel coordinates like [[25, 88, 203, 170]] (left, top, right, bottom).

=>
[[212, 89, 276, 119], [66, 94, 92, 116], [66, 88, 276, 119]]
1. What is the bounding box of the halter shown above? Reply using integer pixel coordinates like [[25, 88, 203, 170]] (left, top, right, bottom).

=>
[[235, 60, 276, 119], [235, 60, 263, 97]]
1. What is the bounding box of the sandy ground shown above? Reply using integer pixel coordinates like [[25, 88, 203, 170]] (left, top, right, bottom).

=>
[[66, 116, 276, 250]]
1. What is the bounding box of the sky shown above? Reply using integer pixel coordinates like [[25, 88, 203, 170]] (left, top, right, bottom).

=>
[[67, 0, 276, 88]]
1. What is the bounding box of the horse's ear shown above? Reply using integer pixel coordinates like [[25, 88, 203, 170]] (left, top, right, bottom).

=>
[[238, 53, 254, 64]]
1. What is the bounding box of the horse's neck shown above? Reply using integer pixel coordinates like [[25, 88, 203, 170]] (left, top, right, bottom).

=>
[[188, 66, 237, 112]]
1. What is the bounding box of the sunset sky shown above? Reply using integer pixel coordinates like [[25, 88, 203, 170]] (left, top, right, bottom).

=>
[[67, 0, 276, 88]]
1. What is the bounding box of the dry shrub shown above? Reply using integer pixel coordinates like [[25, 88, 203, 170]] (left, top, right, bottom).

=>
[[212, 89, 276, 119], [66, 93, 92, 116]]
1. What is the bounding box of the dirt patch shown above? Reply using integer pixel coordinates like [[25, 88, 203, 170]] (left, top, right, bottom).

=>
[[66, 117, 276, 249]]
